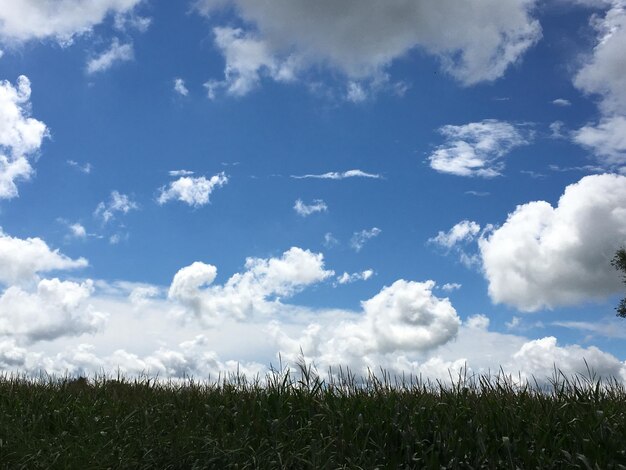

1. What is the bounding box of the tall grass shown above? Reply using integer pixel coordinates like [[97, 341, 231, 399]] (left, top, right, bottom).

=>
[[1, 365, 625, 468]]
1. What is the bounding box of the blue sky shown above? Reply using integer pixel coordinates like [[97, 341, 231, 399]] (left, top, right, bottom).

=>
[[0, 0, 625, 381]]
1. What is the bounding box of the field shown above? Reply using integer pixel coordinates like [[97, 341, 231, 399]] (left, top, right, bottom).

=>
[[1, 365, 625, 469]]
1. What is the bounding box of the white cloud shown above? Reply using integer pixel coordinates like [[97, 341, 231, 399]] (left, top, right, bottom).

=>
[[466, 313, 490, 330], [293, 199, 328, 217], [506, 316, 522, 330], [173, 78, 189, 96], [429, 220, 481, 249], [0, 0, 143, 44], [429, 220, 483, 268], [129, 285, 161, 308], [69, 223, 87, 239], [552, 319, 626, 339], [336, 269, 374, 285], [573, 116, 626, 168], [67, 160, 92, 174], [271, 279, 461, 372], [552, 98, 572, 106], [113, 12, 151, 33], [574, 2, 626, 116], [291, 169, 382, 180], [511, 336, 626, 382], [346, 82, 367, 103], [95, 191, 138, 223], [0, 336, 266, 380], [550, 121, 567, 139], [267, 300, 626, 383], [86, 39, 134, 74], [441, 282, 462, 292], [350, 227, 381, 252], [323, 232, 339, 248], [168, 247, 334, 324], [428, 120, 532, 177], [479, 173, 626, 311], [0, 279, 106, 343], [205, 27, 299, 97], [0, 265, 623, 383], [0, 75, 48, 199], [0, 230, 87, 286], [571, 2, 626, 169], [158, 173, 228, 207], [196, 0, 540, 87], [168, 169, 194, 177], [109, 233, 128, 245]]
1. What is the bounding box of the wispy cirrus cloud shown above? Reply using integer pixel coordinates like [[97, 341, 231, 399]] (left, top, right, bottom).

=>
[[291, 169, 381, 180]]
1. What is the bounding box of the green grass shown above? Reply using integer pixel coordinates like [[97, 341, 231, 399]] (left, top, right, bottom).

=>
[[1, 365, 625, 469]]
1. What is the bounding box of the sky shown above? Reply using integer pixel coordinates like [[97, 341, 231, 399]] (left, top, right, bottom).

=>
[[0, 0, 625, 382]]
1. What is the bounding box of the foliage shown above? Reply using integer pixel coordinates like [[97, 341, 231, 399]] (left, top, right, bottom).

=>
[[612, 248, 626, 318], [1, 366, 626, 469]]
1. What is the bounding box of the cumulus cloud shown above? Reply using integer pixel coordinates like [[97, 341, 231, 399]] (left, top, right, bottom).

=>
[[0, 279, 106, 343], [441, 282, 462, 292], [293, 199, 327, 217], [0, 272, 623, 383], [168, 247, 334, 324], [429, 220, 481, 249], [479, 173, 626, 311], [0, 336, 266, 380], [0, 75, 48, 199], [571, 2, 626, 169], [0, 230, 87, 286], [173, 78, 189, 96], [350, 227, 382, 252], [68, 223, 87, 239], [94, 191, 138, 223], [336, 269, 374, 285], [204, 27, 299, 97], [291, 169, 382, 180], [129, 285, 161, 308], [511, 336, 626, 382], [196, 0, 540, 89], [574, 2, 626, 116], [271, 279, 461, 373], [0, 0, 143, 44], [429, 220, 483, 267], [573, 116, 626, 168], [157, 172, 228, 207], [428, 120, 532, 177], [86, 38, 134, 74]]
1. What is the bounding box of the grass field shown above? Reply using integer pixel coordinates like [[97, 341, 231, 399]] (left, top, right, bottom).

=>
[[1, 365, 625, 469]]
